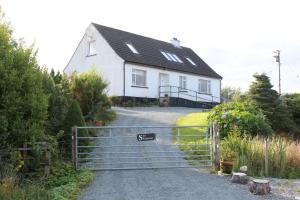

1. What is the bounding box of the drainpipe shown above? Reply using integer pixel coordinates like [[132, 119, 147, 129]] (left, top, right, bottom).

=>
[[123, 61, 126, 102]]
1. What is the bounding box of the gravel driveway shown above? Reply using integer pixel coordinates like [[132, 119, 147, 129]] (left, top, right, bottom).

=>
[[78, 107, 288, 200]]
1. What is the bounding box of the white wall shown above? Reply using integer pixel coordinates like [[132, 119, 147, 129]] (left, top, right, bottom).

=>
[[125, 63, 221, 103], [64, 24, 124, 96], [64, 24, 221, 102]]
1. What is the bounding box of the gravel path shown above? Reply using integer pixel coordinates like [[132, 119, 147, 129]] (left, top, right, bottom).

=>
[[78, 107, 289, 200]]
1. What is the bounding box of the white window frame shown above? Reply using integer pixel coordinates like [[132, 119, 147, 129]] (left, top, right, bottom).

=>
[[172, 54, 183, 63], [161, 51, 183, 63], [126, 43, 139, 54], [179, 76, 187, 89], [88, 39, 96, 56], [161, 51, 172, 61], [132, 68, 147, 87], [186, 57, 196, 66], [198, 79, 211, 94]]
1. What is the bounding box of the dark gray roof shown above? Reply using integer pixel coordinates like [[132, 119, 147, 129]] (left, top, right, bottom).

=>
[[92, 23, 222, 79]]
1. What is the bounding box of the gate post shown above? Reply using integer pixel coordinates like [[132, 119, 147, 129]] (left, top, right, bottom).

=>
[[213, 121, 220, 171], [72, 126, 78, 170]]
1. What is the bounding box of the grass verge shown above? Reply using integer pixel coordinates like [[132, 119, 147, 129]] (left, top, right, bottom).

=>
[[173, 112, 211, 166]]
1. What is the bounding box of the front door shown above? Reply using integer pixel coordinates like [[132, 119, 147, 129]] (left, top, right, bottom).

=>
[[159, 73, 170, 97]]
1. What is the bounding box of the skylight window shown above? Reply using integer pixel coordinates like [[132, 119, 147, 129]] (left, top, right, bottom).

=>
[[126, 43, 139, 54], [161, 51, 172, 61], [166, 53, 178, 62], [161, 51, 183, 63], [172, 54, 183, 63], [185, 57, 196, 66]]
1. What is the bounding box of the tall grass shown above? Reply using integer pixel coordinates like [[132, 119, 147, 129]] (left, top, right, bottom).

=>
[[222, 131, 300, 178]]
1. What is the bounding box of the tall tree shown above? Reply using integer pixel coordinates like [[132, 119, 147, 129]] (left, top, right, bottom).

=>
[[249, 73, 296, 134]]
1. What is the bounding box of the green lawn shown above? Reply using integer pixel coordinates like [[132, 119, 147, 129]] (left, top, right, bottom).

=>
[[173, 112, 211, 166]]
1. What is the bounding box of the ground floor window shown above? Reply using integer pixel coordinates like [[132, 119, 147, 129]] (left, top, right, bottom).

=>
[[179, 76, 187, 89], [132, 68, 146, 86], [198, 79, 211, 94]]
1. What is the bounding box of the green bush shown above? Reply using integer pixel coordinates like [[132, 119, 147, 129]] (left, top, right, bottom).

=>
[[70, 69, 111, 121], [0, 18, 48, 149], [0, 162, 93, 200], [208, 101, 273, 137], [283, 93, 300, 137], [61, 100, 89, 156]]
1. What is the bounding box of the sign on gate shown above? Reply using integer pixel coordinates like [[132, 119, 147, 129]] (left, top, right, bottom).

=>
[[137, 133, 156, 141]]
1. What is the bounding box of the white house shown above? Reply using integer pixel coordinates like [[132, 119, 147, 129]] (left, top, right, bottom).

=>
[[64, 23, 222, 108]]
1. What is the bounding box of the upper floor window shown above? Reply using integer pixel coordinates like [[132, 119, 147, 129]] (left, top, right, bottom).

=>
[[179, 76, 187, 89], [198, 79, 211, 94], [160, 51, 182, 63], [161, 51, 172, 61], [186, 57, 196, 66], [126, 43, 139, 54], [88, 39, 96, 56], [132, 68, 146, 87]]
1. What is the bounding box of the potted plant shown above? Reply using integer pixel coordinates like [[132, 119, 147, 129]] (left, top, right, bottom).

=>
[[220, 147, 235, 174], [162, 99, 169, 107], [94, 120, 103, 126]]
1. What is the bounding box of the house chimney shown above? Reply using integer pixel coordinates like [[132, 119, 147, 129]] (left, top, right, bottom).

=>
[[170, 37, 181, 48]]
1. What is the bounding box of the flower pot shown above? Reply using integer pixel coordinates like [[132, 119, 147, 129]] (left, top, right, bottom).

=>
[[94, 120, 103, 126], [162, 100, 169, 107], [221, 160, 234, 174]]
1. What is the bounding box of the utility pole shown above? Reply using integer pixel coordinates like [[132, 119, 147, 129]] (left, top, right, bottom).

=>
[[273, 50, 281, 95]]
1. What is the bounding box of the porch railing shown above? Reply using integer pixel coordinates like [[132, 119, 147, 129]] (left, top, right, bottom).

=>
[[158, 85, 220, 103]]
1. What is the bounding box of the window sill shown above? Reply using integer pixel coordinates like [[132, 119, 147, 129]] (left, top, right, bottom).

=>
[[179, 90, 188, 93], [198, 92, 212, 95], [131, 85, 148, 89], [86, 54, 97, 57]]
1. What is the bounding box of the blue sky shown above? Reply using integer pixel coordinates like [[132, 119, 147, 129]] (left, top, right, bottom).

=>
[[1, 0, 300, 93]]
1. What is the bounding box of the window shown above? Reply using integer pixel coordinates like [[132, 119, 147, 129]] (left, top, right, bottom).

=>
[[161, 51, 172, 61], [179, 76, 187, 89], [132, 69, 146, 86], [167, 53, 177, 62], [172, 54, 183, 63], [161, 51, 183, 63], [126, 43, 139, 54], [88, 40, 96, 56], [186, 57, 196, 66], [198, 79, 211, 94]]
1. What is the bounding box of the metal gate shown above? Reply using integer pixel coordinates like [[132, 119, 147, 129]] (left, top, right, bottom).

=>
[[72, 125, 213, 170]]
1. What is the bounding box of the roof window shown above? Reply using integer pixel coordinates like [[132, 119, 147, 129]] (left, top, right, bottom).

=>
[[185, 57, 196, 66], [161, 51, 182, 63], [126, 43, 139, 54]]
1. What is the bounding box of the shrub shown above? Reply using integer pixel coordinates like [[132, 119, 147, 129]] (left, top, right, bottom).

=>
[[0, 20, 48, 149], [283, 93, 300, 137], [70, 69, 111, 121], [61, 100, 89, 156], [110, 96, 122, 106], [208, 101, 273, 137]]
